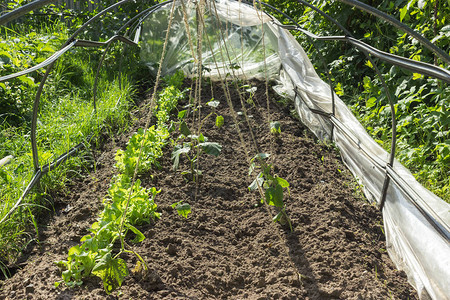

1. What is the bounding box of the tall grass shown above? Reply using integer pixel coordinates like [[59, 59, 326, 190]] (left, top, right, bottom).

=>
[[0, 22, 140, 270]]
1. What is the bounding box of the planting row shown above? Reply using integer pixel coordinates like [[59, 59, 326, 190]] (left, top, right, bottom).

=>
[[56, 72, 300, 293]]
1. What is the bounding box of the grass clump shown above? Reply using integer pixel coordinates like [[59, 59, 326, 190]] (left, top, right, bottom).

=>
[[0, 21, 139, 272]]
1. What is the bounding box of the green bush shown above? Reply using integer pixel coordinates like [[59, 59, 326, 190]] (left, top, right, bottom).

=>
[[266, 0, 449, 202]]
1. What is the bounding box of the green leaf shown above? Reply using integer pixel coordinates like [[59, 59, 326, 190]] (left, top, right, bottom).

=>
[[275, 177, 289, 189], [175, 203, 191, 218], [68, 244, 82, 257], [172, 145, 191, 171], [92, 253, 129, 294], [274, 177, 291, 195], [39, 45, 56, 53], [199, 142, 222, 156], [178, 110, 187, 119], [273, 210, 283, 223], [0, 169, 10, 183], [180, 121, 191, 136], [270, 121, 281, 134], [0, 51, 12, 60], [207, 99, 220, 108], [366, 97, 377, 108], [253, 153, 270, 161], [248, 174, 264, 191], [248, 162, 256, 176], [215, 115, 224, 128], [265, 184, 284, 208], [17, 75, 36, 87], [125, 223, 145, 243], [412, 73, 423, 80], [400, 6, 408, 22]]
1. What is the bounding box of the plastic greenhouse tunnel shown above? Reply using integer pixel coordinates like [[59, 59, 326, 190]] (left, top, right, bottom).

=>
[[0, 0, 449, 299]]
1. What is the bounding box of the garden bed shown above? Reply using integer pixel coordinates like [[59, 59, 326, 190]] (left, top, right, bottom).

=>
[[0, 80, 417, 299]]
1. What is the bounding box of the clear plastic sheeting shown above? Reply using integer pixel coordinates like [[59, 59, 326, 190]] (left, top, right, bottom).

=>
[[140, 0, 281, 80], [138, 1, 450, 299], [275, 23, 450, 300]]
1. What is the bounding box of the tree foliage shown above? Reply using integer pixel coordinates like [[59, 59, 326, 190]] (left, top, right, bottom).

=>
[[264, 0, 449, 202]]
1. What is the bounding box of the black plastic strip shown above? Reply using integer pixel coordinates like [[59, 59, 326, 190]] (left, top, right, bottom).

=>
[[40, 142, 85, 174]]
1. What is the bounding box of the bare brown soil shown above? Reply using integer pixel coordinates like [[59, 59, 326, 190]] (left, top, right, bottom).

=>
[[0, 80, 417, 299]]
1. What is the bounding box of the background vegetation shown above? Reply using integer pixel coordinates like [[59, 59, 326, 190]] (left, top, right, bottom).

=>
[[0, 0, 155, 273], [266, 0, 449, 202]]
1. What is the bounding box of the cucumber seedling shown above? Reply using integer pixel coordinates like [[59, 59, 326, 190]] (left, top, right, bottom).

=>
[[270, 121, 281, 135], [205, 98, 225, 129], [172, 122, 222, 182], [171, 200, 191, 218], [248, 153, 292, 231], [171, 99, 223, 182]]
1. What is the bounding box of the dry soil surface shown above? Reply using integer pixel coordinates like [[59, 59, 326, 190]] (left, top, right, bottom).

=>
[[0, 80, 417, 299]]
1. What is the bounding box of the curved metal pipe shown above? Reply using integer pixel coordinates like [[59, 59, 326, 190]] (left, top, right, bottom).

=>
[[64, 0, 134, 46], [93, 42, 113, 112], [74, 35, 137, 48], [96, 1, 175, 94], [30, 61, 55, 171], [0, 41, 77, 83], [117, 1, 173, 37], [338, 0, 450, 65], [0, 36, 140, 83], [345, 37, 450, 83], [291, 0, 397, 209], [27, 1, 139, 193], [0, 0, 58, 25], [288, 29, 450, 83]]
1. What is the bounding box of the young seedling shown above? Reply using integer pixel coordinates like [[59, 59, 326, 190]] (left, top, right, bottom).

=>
[[215, 115, 224, 129], [248, 153, 292, 231], [206, 98, 225, 129], [56, 175, 160, 293], [172, 122, 222, 182], [171, 200, 191, 218], [242, 84, 257, 105], [270, 121, 281, 135]]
